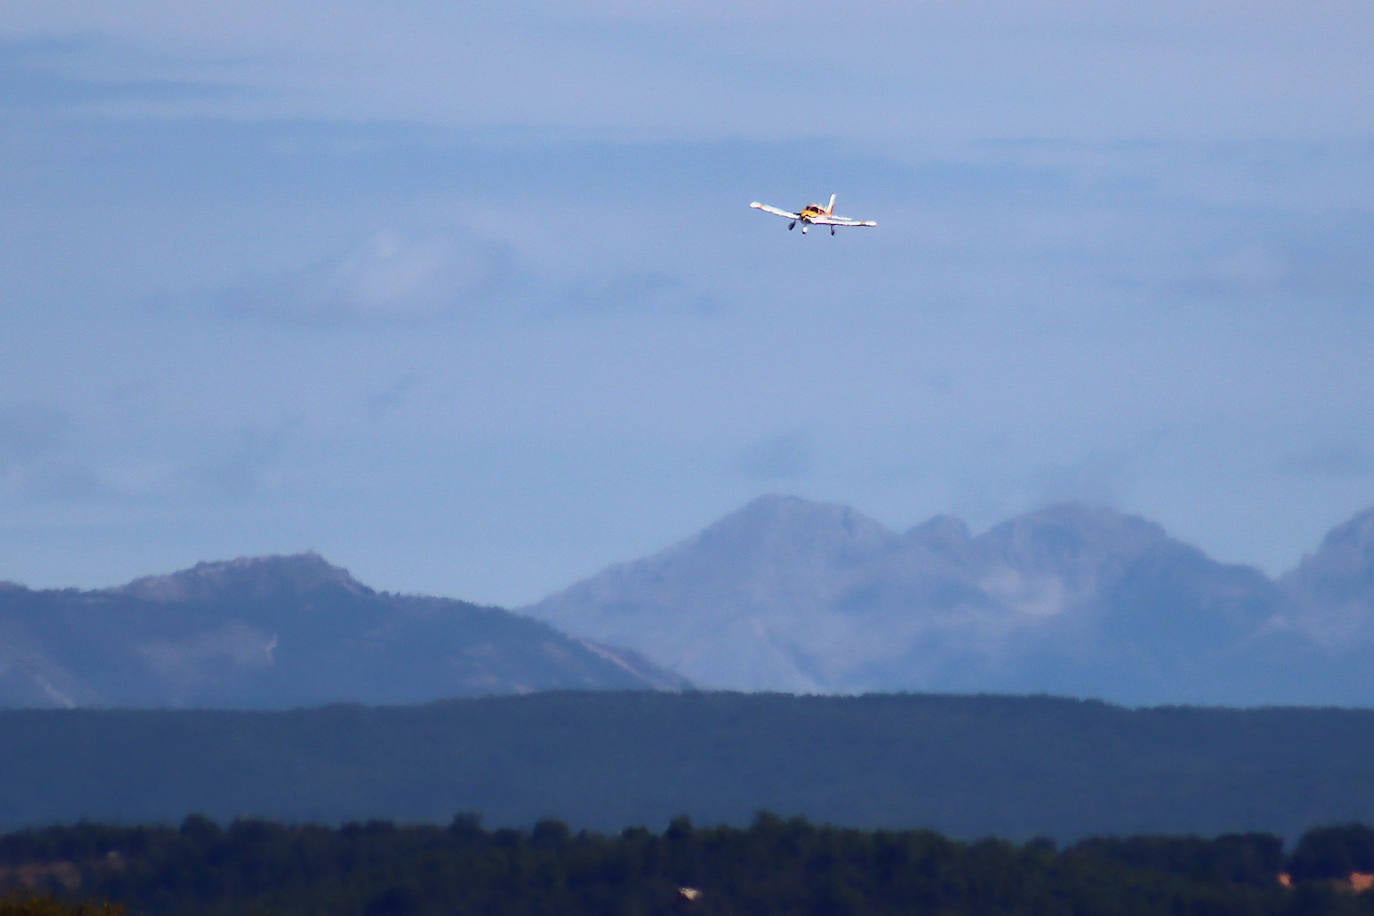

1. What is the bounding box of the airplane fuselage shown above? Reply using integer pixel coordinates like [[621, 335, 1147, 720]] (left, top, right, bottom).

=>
[[749, 194, 874, 236], [795, 204, 828, 233]]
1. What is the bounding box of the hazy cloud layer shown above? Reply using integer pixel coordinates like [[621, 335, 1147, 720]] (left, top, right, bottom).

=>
[[0, 403, 68, 466], [6, 4, 1372, 143], [2, 5, 1372, 602], [0, 404, 110, 504]]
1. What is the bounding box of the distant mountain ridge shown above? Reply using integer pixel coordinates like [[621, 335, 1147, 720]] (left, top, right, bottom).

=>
[[524, 496, 1374, 706], [0, 553, 689, 709], [7, 499, 1374, 709]]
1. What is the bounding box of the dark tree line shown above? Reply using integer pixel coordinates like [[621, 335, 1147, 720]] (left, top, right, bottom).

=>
[[10, 693, 1374, 842], [4, 816, 1374, 915]]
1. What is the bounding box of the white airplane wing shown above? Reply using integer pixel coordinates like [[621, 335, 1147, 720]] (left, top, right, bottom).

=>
[[750, 201, 801, 220], [811, 215, 877, 228]]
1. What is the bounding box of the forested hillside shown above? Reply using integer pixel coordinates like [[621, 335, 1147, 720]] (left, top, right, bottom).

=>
[[6, 692, 1374, 841]]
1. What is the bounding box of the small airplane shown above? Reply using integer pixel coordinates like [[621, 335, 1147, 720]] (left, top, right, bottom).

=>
[[749, 194, 877, 235]]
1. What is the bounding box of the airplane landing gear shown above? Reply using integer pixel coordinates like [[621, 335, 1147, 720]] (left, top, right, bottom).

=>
[[788, 221, 796, 231]]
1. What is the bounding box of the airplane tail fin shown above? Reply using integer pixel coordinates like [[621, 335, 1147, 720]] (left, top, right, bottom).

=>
[[826, 193, 837, 215]]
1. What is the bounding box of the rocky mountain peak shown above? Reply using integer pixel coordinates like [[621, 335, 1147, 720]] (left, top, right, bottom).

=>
[[689, 494, 894, 560], [523, 496, 1374, 702], [3, 554, 684, 708], [1282, 506, 1374, 587], [1279, 506, 1374, 645], [977, 504, 1167, 570], [115, 552, 370, 603], [1316, 506, 1374, 559]]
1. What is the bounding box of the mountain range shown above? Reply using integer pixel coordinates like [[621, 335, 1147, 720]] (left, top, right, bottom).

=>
[[0, 553, 687, 708], [3, 497, 1373, 708], [523, 496, 1374, 706]]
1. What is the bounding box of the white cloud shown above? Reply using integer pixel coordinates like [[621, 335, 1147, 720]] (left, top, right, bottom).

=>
[[226, 230, 522, 324]]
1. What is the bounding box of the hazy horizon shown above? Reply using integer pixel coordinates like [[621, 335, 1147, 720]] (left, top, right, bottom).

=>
[[2, 494, 1368, 603]]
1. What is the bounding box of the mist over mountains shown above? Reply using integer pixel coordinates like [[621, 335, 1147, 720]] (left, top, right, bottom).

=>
[[524, 496, 1374, 706]]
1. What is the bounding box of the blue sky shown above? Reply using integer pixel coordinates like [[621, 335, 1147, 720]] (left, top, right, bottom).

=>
[[3, 2, 1373, 605]]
